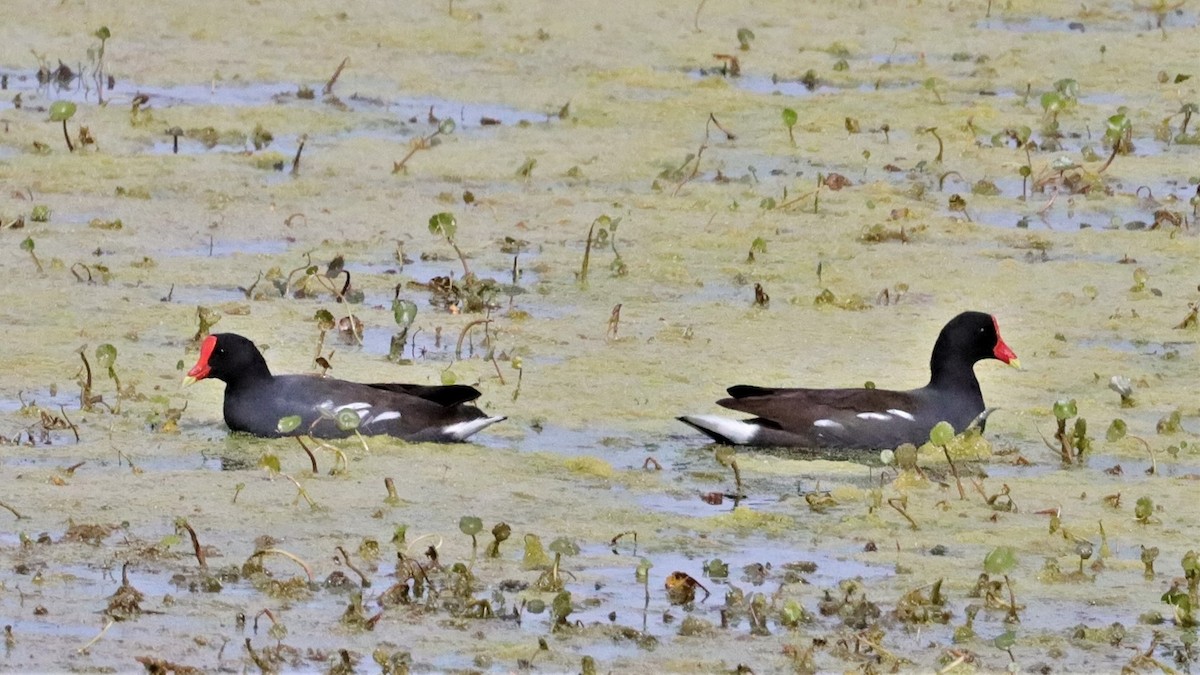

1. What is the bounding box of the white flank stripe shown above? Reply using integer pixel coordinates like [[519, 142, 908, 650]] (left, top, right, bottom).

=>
[[367, 411, 402, 424], [813, 419, 844, 429], [682, 415, 760, 444], [444, 415, 507, 441], [336, 402, 373, 412], [887, 409, 916, 421], [856, 412, 892, 421]]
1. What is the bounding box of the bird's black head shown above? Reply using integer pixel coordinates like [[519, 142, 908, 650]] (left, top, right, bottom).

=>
[[932, 311, 1019, 370], [185, 333, 270, 385]]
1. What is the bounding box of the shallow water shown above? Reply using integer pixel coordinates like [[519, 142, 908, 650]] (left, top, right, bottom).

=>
[[2, 0, 1200, 672]]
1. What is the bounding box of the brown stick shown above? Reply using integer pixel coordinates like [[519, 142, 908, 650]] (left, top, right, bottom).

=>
[[323, 57, 349, 96]]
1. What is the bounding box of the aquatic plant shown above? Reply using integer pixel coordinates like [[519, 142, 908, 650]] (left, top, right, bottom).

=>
[[49, 100, 77, 152], [1044, 399, 1091, 465], [982, 545, 1021, 623], [19, 236, 43, 273], [1098, 112, 1132, 173], [428, 212, 470, 278], [458, 516, 483, 570], [87, 26, 112, 102], [389, 293, 418, 362], [782, 108, 797, 146]]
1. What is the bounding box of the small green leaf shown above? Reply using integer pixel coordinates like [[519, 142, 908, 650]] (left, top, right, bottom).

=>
[[335, 409, 361, 431], [1052, 399, 1078, 421], [636, 558, 653, 582], [983, 546, 1017, 575], [95, 344, 118, 370], [437, 118, 456, 135], [20, 237, 35, 253], [94, 26, 111, 41], [49, 100, 77, 122], [440, 369, 457, 385], [392, 299, 418, 327], [1106, 419, 1127, 442], [1135, 496, 1154, 521], [276, 415, 302, 434], [929, 421, 955, 446], [549, 537, 580, 556], [993, 629, 1017, 650], [314, 309, 336, 331], [458, 516, 483, 536], [428, 212, 457, 240], [782, 108, 798, 129]]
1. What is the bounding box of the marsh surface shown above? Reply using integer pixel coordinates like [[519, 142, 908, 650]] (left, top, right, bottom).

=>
[[1, 0, 1200, 672]]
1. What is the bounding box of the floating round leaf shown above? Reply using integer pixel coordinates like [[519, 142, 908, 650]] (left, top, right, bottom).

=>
[[993, 629, 1017, 650], [276, 415, 302, 434], [437, 118, 456, 135], [335, 409, 361, 431], [635, 558, 653, 583], [391, 298, 418, 327], [1106, 418, 1127, 442], [314, 309, 336, 331], [549, 537, 579, 557], [49, 100, 77, 122], [1052, 399, 1078, 421], [929, 421, 955, 446], [1135, 496, 1154, 521], [95, 343, 118, 370], [983, 546, 1017, 575], [428, 212, 457, 239], [781, 599, 805, 625], [525, 598, 546, 614], [458, 516, 483, 536]]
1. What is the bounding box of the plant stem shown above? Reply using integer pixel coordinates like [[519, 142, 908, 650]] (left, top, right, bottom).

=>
[[62, 120, 74, 152]]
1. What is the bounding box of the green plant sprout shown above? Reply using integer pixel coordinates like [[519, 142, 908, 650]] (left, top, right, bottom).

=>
[[392, 118, 455, 173], [428, 212, 471, 278], [459, 516, 483, 568], [89, 27, 111, 103], [1098, 112, 1132, 173], [782, 108, 798, 146], [534, 538, 579, 592], [983, 545, 1021, 623], [95, 344, 122, 406], [1043, 399, 1091, 465], [49, 101, 77, 152], [20, 237, 43, 273], [389, 295, 418, 362], [930, 421, 966, 499]]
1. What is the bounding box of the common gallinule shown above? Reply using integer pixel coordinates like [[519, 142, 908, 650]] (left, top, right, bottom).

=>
[[678, 311, 1019, 449], [184, 333, 506, 442]]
